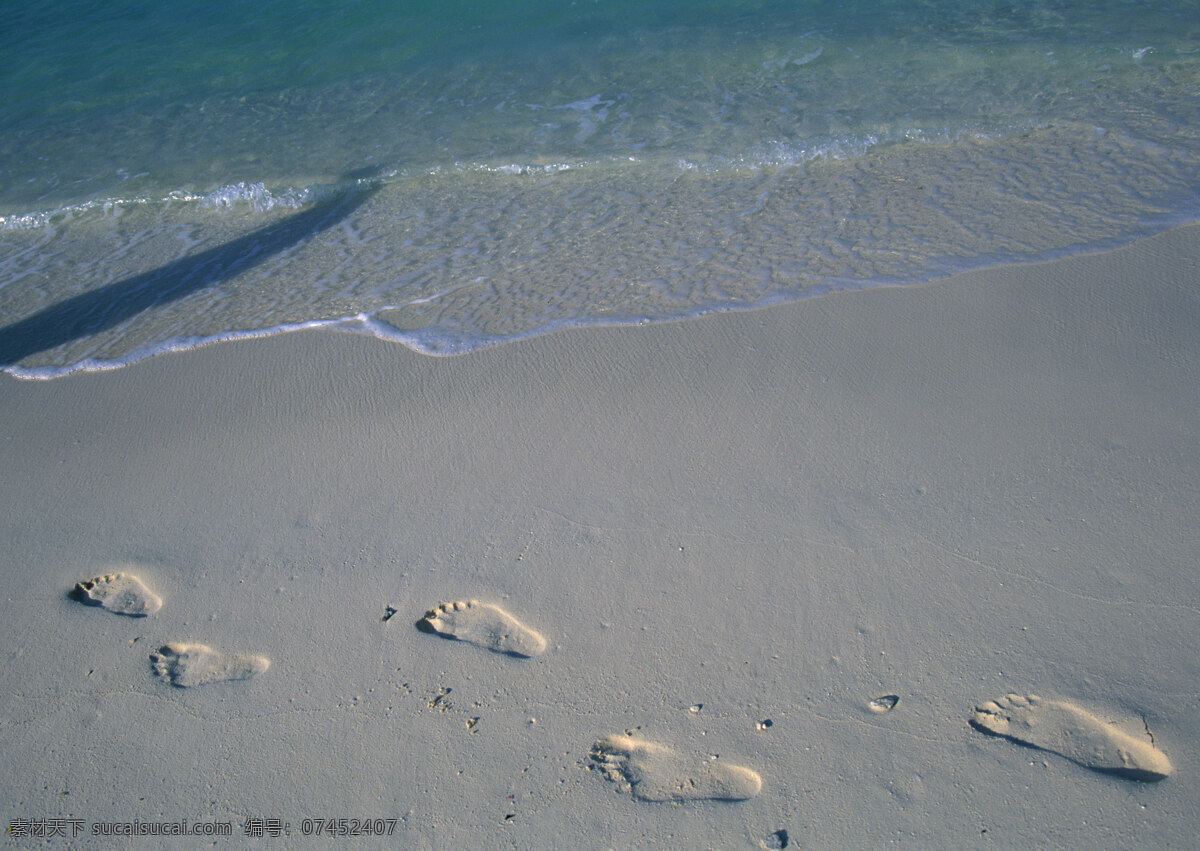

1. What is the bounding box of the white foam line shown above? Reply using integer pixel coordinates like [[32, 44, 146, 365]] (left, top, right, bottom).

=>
[[0, 186, 306, 232], [1, 316, 371, 380]]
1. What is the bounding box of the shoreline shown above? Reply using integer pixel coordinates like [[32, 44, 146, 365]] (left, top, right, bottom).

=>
[[6, 146, 1199, 380], [2, 223, 1198, 847], [8, 210, 1197, 381]]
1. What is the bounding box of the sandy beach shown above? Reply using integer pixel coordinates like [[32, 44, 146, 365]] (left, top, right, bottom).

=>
[[2, 224, 1198, 847]]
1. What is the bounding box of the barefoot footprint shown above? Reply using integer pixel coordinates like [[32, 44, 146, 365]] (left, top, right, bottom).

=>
[[590, 732, 762, 801], [72, 572, 162, 616], [417, 600, 546, 658], [970, 693, 1172, 782], [150, 642, 269, 687]]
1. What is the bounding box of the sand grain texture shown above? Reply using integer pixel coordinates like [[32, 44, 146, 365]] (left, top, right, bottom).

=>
[[2, 226, 1198, 847]]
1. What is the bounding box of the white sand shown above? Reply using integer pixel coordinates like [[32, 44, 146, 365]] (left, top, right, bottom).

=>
[[2, 224, 1198, 847]]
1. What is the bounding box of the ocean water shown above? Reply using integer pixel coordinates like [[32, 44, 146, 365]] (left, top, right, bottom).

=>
[[1, 0, 1198, 377]]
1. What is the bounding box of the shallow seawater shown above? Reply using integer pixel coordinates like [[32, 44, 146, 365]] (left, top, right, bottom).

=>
[[1, 0, 1198, 376]]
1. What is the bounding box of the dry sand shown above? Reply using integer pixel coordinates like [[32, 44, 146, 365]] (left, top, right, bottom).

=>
[[2, 224, 1198, 847]]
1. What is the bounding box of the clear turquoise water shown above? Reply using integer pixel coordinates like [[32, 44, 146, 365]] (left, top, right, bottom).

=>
[[2, 1, 1198, 375]]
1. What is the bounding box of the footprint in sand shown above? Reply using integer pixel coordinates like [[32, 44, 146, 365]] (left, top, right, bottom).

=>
[[150, 642, 269, 687], [970, 693, 1172, 782], [72, 572, 161, 616], [590, 732, 762, 802], [416, 600, 546, 658]]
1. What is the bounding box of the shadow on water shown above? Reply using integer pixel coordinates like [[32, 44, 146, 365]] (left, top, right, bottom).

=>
[[0, 170, 382, 367]]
